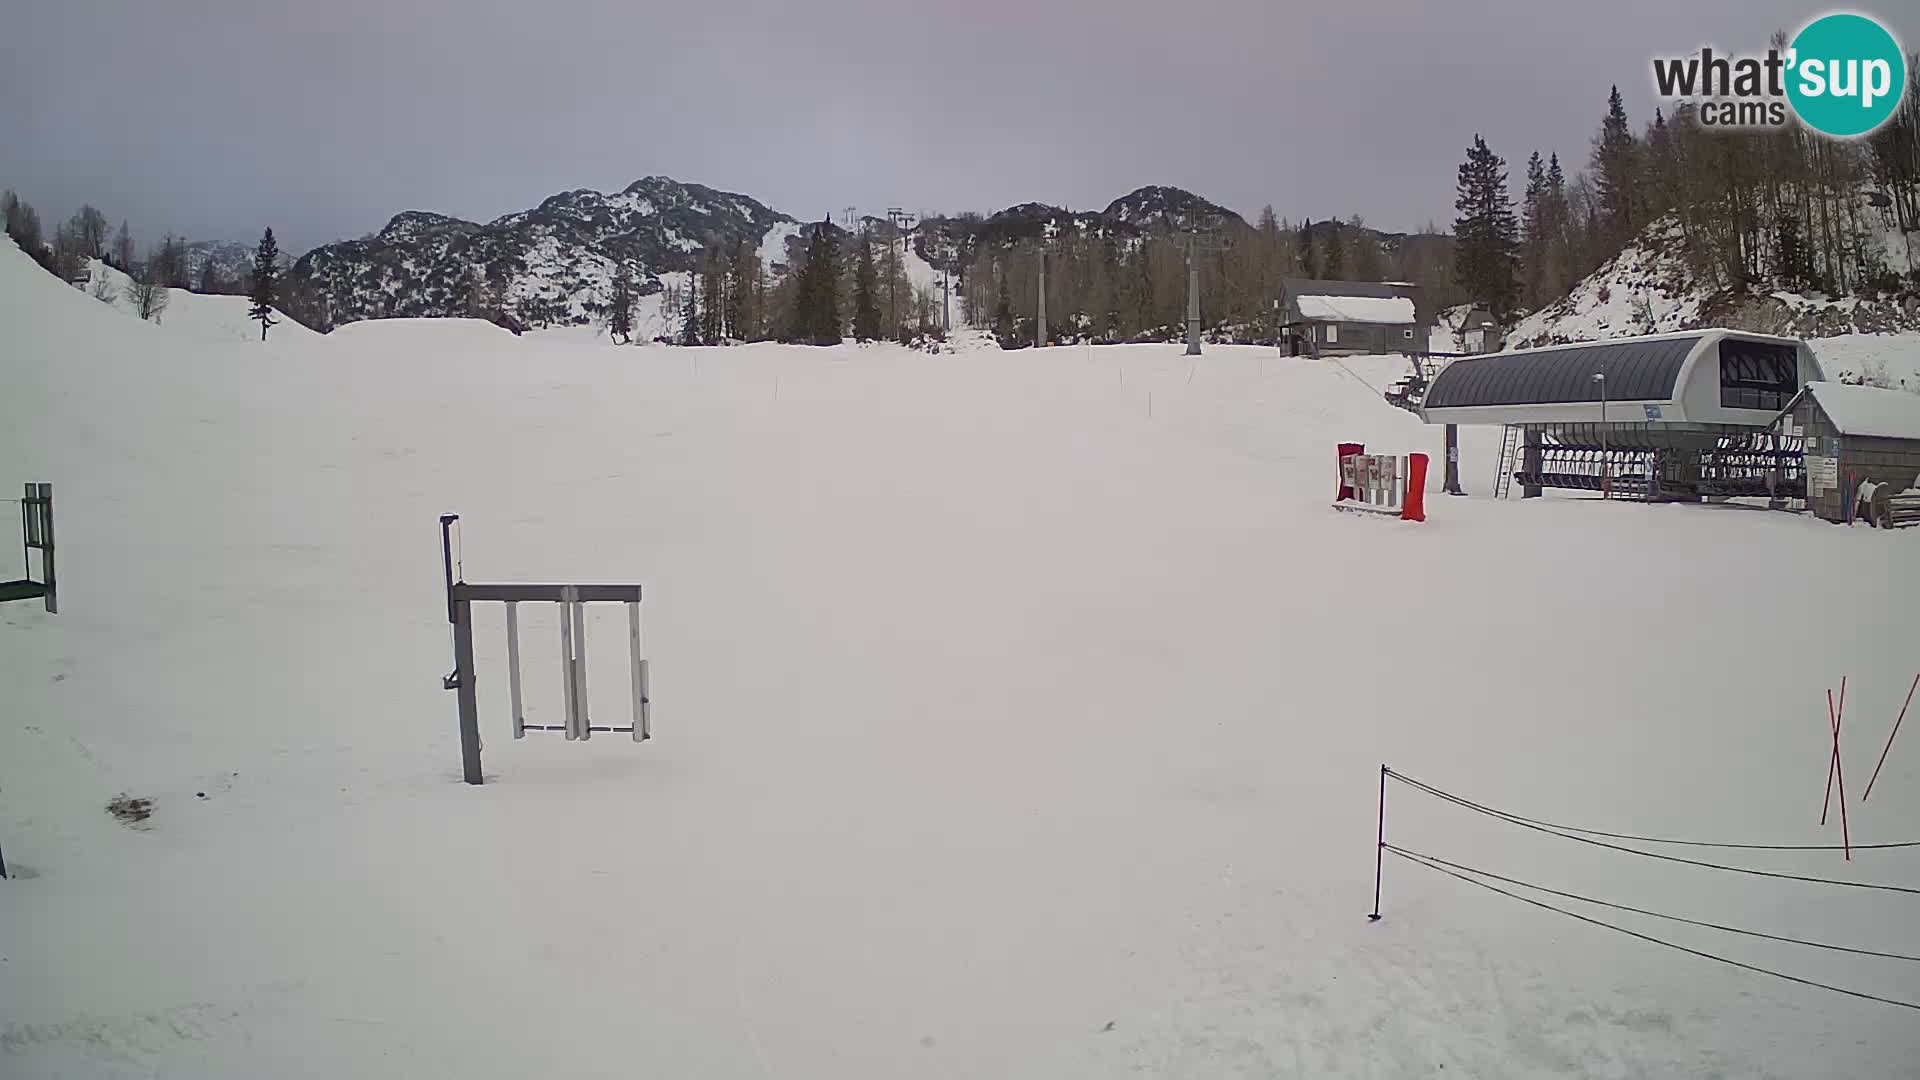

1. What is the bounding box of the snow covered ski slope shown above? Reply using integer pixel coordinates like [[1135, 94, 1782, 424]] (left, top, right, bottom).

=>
[[2, 239, 1917, 1078]]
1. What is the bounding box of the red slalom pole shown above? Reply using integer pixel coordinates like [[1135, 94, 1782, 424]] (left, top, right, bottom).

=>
[[1823, 688, 1839, 825], [1369, 764, 1386, 922], [1834, 683, 1852, 861], [1864, 672, 1919, 802]]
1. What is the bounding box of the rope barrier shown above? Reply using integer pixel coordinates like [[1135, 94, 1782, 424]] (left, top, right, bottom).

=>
[[1384, 844, 1920, 963], [1387, 847, 1920, 1012], [1384, 767, 1920, 852], [1385, 771, 1920, 895]]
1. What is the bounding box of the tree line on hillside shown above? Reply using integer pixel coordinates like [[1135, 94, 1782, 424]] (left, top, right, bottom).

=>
[[1450, 49, 1920, 327], [3, 187, 286, 338], [947, 211, 1454, 348], [589, 219, 949, 348]]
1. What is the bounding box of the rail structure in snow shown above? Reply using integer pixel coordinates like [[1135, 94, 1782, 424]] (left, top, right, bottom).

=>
[[438, 514, 650, 785]]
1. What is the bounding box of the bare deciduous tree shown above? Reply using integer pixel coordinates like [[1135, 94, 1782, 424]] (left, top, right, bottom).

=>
[[112, 220, 135, 269], [69, 205, 109, 259], [123, 256, 170, 322]]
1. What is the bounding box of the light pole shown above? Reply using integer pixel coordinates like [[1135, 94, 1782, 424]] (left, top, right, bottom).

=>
[[1592, 370, 1609, 499]]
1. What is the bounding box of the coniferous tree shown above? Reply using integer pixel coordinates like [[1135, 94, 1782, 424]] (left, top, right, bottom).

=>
[[3, 191, 43, 254], [814, 222, 842, 344], [787, 217, 842, 346], [111, 220, 135, 270], [1347, 215, 1382, 281], [1592, 85, 1640, 249], [993, 272, 1014, 346], [1520, 151, 1549, 312], [1296, 218, 1317, 279], [1322, 221, 1346, 279], [1542, 153, 1574, 298], [681, 270, 702, 345], [852, 234, 881, 342], [608, 262, 634, 343], [1453, 134, 1521, 323], [155, 234, 190, 290], [726, 242, 754, 340], [700, 250, 726, 343], [248, 228, 279, 340]]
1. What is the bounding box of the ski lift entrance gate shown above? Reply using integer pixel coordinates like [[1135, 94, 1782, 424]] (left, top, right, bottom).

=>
[[440, 514, 650, 785]]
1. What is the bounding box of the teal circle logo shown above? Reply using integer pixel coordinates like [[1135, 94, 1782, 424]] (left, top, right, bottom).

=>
[[1786, 13, 1907, 137]]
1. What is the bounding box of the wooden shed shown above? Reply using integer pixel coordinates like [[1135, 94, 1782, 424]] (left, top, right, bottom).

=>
[[1775, 381, 1920, 525]]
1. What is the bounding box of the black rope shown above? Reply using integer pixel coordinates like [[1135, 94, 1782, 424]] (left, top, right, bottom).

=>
[[1384, 767, 1920, 852], [1386, 847, 1920, 1012], [1386, 770, 1920, 895], [1384, 844, 1920, 963]]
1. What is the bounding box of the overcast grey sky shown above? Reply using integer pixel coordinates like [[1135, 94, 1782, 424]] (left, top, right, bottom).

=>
[[3, 0, 1915, 255]]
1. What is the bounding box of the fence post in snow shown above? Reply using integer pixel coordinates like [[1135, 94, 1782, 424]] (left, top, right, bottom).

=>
[[1370, 764, 1387, 921], [1445, 424, 1464, 495], [453, 593, 482, 784]]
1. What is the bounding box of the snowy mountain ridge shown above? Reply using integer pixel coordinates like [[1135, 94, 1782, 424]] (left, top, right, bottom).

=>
[[282, 180, 1291, 334]]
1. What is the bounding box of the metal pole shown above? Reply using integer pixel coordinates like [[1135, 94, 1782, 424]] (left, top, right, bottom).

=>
[[628, 601, 649, 741], [572, 595, 591, 741], [1444, 424, 1463, 495], [36, 484, 54, 614], [1036, 247, 1047, 348], [1601, 372, 1609, 499], [454, 596, 482, 784], [1369, 764, 1386, 921], [439, 514, 460, 624], [1185, 237, 1202, 356], [505, 601, 525, 739], [560, 589, 578, 741]]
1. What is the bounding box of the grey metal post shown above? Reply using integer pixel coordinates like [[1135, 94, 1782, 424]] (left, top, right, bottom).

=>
[[1036, 248, 1047, 348], [560, 589, 578, 741], [1185, 238, 1202, 356], [505, 601, 525, 739], [454, 596, 483, 784], [1595, 370, 1610, 499], [571, 594, 591, 741], [1522, 428, 1543, 499], [628, 601, 649, 741], [36, 484, 54, 614], [1444, 424, 1464, 495]]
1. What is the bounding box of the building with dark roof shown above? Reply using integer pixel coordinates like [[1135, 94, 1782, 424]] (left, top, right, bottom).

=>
[[1278, 278, 1423, 357]]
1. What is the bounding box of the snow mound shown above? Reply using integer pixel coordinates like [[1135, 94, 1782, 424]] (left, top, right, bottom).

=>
[[80, 257, 316, 343], [323, 316, 519, 347]]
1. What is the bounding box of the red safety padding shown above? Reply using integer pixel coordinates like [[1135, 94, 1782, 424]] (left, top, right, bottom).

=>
[[1402, 453, 1428, 522], [1337, 442, 1364, 501]]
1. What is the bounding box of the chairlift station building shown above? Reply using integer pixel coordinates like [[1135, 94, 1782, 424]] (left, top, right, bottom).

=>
[[1418, 330, 1829, 502]]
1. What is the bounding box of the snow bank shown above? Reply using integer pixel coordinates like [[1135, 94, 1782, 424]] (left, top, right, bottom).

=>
[[81, 258, 316, 343], [324, 315, 519, 348], [2, 233, 1917, 1079]]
